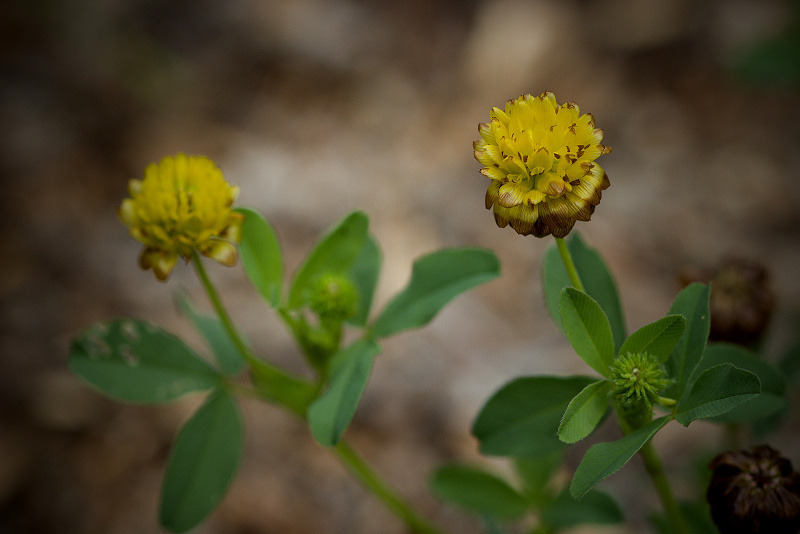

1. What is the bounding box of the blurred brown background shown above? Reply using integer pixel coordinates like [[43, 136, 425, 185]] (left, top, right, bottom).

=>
[[1, 0, 799, 532]]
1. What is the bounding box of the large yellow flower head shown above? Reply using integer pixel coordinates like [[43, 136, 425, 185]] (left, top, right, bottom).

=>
[[475, 92, 611, 238], [119, 154, 244, 281]]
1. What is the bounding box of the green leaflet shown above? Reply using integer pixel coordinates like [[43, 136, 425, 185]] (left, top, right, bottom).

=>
[[514, 451, 563, 504], [288, 211, 369, 309], [372, 248, 500, 338], [675, 363, 761, 426], [664, 283, 711, 401], [618, 315, 686, 363], [159, 389, 243, 532], [236, 206, 284, 307], [307, 339, 380, 446], [347, 235, 382, 326], [473, 376, 596, 458], [697, 343, 787, 423], [69, 319, 220, 404], [559, 288, 615, 377], [570, 416, 670, 499], [558, 379, 612, 444], [430, 464, 529, 519]]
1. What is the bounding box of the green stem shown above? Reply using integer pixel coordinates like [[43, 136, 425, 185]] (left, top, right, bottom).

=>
[[191, 251, 281, 372], [554, 237, 584, 292], [333, 441, 445, 534], [639, 441, 689, 534]]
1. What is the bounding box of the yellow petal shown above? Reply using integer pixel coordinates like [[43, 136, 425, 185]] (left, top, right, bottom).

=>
[[508, 204, 538, 234], [493, 205, 511, 228], [582, 164, 610, 192], [570, 180, 602, 205], [538, 198, 572, 229], [480, 167, 507, 181], [560, 102, 580, 122], [498, 183, 529, 208], [601, 170, 610, 190], [566, 161, 592, 182], [530, 147, 552, 174], [128, 179, 142, 196], [478, 122, 495, 144], [491, 107, 510, 124], [139, 248, 178, 281], [551, 221, 576, 238], [505, 157, 530, 177], [564, 194, 594, 221], [541, 91, 557, 107], [221, 226, 240, 245], [510, 101, 535, 137], [483, 143, 504, 164], [485, 181, 501, 209], [525, 190, 546, 205], [118, 199, 137, 226], [535, 171, 562, 195], [588, 128, 605, 145], [575, 145, 605, 162], [475, 148, 496, 167], [531, 93, 557, 127], [202, 240, 238, 266]]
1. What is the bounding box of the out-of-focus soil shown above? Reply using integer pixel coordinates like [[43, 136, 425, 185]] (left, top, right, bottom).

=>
[[1, 0, 798, 532]]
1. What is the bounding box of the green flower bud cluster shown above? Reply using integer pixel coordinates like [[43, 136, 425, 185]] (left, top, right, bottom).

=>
[[610, 351, 670, 429], [295, 274, 360, 372], [308, 274, 359, 324]]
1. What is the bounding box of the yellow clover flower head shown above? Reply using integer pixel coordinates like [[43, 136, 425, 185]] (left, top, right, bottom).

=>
[[475, 92, 611, 238], [118, 154, 244, 281]]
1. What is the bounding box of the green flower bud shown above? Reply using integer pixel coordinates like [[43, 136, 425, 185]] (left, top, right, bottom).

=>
[[610, 352, 670, 428], [307, 274, 359, 324]]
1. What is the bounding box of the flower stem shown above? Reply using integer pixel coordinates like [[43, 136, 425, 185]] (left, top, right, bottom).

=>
[[639, 441, 689, 534], [554, 237, 584, 292], [333, 441, 445, 534], [191, 251, 280, 373]]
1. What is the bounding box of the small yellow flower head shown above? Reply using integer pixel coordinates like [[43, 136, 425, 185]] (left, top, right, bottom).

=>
[[118, 154, 244, 281], [475, 92, 611, 238]]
